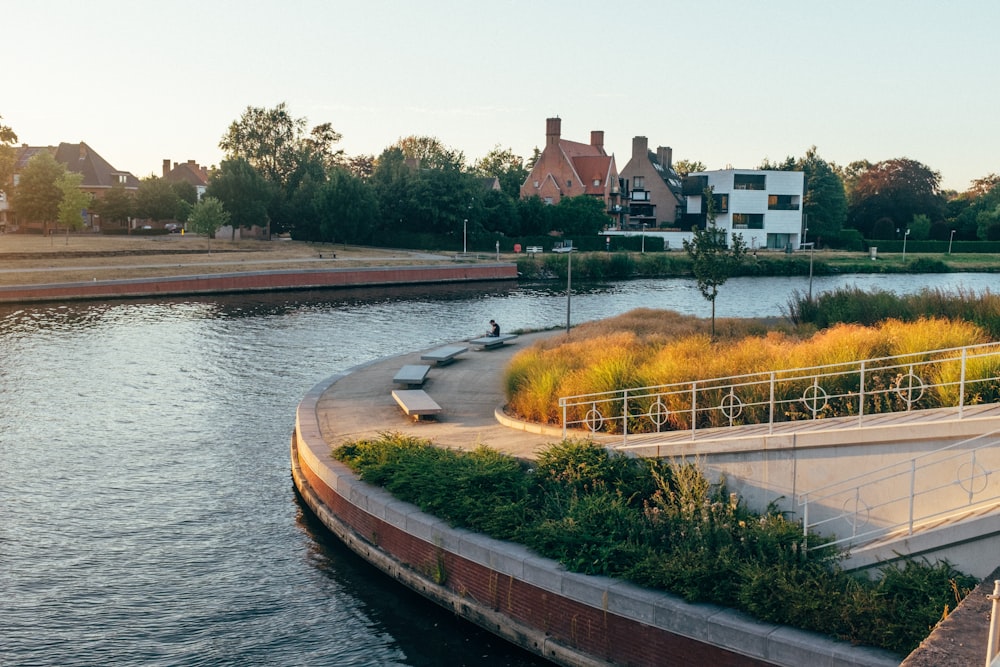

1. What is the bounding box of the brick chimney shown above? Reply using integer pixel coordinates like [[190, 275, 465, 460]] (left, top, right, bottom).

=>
[[162, 159, 171, 177], [545, 117, 561, 148], [591, 130, 604, 152], [657, 146, 673, 169], [632, 136, 648, 160]]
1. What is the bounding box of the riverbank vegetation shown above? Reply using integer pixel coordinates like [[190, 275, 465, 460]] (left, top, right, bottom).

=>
[[334, 434, 976, 656], [514, 248, 1000, 282]]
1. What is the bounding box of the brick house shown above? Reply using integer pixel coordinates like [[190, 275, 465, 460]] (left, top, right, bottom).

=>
[[162, 158, 209, 200], [6, 142, 139, 231], [617, 136, 684, 230], [519, 117, 622, 220]]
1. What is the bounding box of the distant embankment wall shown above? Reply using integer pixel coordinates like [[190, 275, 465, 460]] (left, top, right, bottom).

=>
[[0, 264, 518, 303]]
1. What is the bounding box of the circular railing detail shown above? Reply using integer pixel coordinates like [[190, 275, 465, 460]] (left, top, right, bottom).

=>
[[584, 406, 604, 432], [842, 496, 872, 533], [720, 391, 743, 420], [894, 372, 926, 406], [801, 383, 828, 417], [957, 461, 990, 496], [646, 399, 670, 427]]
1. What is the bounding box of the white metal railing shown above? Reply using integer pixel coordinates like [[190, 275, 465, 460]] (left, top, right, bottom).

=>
[[798, 429, 1000, 551], [559, 341, 1000, 445], [988, 580, 1000, 667]]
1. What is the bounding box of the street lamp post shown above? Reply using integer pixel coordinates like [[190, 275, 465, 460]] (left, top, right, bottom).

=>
[[565, 242, 573, 333], [902, 228, 910, 262], [641, 223, 647, 253], [463, 218, 467, 255], [801, 242, 815, 302], [948, 229, 956, 255]]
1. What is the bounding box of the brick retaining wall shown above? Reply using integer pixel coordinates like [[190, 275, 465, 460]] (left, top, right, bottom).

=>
[[291, 371, 900, 667]]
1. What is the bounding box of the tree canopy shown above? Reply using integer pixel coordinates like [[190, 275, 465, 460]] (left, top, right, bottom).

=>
[[12, 151, 65, 232], [760, 146, 847, 245], [187, 196, 230, 252], [846, 158, 945, 237]]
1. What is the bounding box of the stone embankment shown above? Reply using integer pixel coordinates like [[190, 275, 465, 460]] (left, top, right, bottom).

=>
[[0, 263, 518, 303]]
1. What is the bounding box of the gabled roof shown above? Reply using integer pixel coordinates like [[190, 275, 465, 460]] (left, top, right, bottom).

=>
[[559, 138, 606, 159], [52, 142, 139, 189], [17, 142, 139, 190], [573, 155, 615, 195]]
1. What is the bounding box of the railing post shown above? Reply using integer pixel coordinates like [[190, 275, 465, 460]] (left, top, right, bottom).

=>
[[858, 360, 866, 428], [561, 399, 567, 440], [690, 381, 697, 441], [987, 580, 1000, 667], [623, 388, 629, 447], [960, 346, 967, 419], [802, 495, 809, 548], [768, 372, 776, 435], [909, 459, 917, 535]]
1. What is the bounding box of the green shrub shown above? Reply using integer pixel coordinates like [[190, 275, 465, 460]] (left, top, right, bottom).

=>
[[333, 435, 974, 657]]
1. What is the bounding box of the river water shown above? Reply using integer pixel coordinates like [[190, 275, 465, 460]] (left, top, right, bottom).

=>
[[0, 272, 995, 666]]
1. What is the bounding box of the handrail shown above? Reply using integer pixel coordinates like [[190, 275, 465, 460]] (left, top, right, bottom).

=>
[[797, 429, 1000, 551], [559, 341, 1000, 444]]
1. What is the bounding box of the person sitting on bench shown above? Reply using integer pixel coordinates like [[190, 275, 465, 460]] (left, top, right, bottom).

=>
[[487, 319, 500, 337]]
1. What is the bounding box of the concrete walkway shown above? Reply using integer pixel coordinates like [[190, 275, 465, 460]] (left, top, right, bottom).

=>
[[315, 330, 566, 459]]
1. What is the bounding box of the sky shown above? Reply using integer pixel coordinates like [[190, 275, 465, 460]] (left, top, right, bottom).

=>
[[4, 0, 998, 192]]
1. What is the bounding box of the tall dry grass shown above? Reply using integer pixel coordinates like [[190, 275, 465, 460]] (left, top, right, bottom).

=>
[[505, 308, 992, 427]]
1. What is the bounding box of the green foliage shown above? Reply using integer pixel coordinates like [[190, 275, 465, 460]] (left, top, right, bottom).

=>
[[135, 176, 183, 222], [187, 196, 230, 245], [92, 182, 135, 226], [335, 435, 970, 656], [56, 171, 91, 230], [786, 286, 1000, 337], [205, 158, 273, 232], [12, 150, 65, 227]]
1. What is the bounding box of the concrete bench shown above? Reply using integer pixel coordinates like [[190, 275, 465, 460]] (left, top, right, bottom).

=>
[[469, 333, 518, 350], [392, 364, 431, 388], [420, 345, 468, 366], [391, 389, 442, 420]]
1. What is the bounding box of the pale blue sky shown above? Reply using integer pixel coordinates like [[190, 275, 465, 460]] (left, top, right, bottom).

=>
[[5, 1, 997, 191]]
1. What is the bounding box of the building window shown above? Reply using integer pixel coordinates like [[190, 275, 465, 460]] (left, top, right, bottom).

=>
[[544, 196, 553, 205], [732, 213, 764, 229], [634, 176, 644, 189], [733, 174, 766, 190], [768, 194, 800, 210], [533, 180, 539, 188], [713, 193, 729, 213], [593, 179, 600, 186], [567, 180, 573, 188]]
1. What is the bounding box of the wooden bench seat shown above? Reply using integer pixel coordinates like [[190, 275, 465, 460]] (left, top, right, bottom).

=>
[[469, 334, 518, 350], [391, 389, 442, 420], [420, 345, 468, 366], [393, 364, 431, 387]]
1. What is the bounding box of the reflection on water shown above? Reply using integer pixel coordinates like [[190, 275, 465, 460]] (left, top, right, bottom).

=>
[[0, 273, 994, 665]]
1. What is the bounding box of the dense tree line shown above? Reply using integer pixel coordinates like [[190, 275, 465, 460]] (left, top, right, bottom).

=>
[[3, 107, 999, 246]]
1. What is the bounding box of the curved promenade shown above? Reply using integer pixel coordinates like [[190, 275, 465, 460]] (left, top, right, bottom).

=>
[[291, 333, 900, 667]]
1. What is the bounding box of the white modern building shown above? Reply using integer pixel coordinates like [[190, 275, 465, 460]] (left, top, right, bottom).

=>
[[682, 169, 806, 251]]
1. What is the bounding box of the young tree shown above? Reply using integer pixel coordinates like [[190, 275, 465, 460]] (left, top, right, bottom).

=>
[[683, 188, 747, 338], [56, 171, 92, 236], [12, 150, 65, 235], [187, 196, 230, 253], [550, 195, 610, 237]]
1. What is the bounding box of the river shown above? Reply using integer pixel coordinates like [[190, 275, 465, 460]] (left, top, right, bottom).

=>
[[0, 272, 995, 666]]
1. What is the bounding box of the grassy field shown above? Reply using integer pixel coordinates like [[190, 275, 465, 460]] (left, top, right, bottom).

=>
[[0, 234, 464, 286]]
